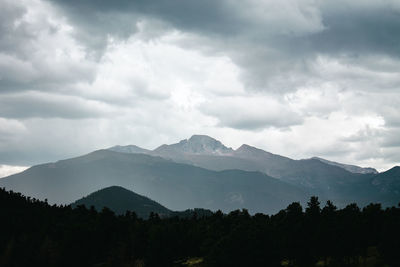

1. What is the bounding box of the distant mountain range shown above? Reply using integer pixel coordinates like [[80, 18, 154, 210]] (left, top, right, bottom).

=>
[[0, 149, 308, 213], [109, 135, 387, 205], [1, 135, 398, 214], [110, 135, 378, 174]]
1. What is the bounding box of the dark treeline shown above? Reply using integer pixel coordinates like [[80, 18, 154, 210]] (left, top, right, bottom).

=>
[[0, 187, 399, 267]]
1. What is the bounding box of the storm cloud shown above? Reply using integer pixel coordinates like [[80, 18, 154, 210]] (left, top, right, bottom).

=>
[[0, 0, 399, 173]]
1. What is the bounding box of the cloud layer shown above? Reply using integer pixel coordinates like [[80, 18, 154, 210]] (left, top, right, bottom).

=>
[[0, 0, 399, 171]]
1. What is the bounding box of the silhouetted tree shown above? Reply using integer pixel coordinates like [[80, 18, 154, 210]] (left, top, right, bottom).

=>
[[0, 187, 399, 267], [306, 196, 321, 216]]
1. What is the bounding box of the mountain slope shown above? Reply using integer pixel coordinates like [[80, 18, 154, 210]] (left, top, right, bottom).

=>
[[0, 149, 309, 214], [312, 157, 378, 174], [110, 135, 374, 200], [72, 186, 172, 218], [108, 144, 151, 154], [368, 166, 400, 206], [2, 135, 395, 213]]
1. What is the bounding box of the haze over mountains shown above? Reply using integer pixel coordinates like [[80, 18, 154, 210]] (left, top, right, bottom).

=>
[[1, 135, 399, 214]]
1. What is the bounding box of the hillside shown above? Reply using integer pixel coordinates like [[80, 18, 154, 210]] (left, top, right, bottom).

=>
[[108, 135, 382, 206], [72, 186, 213, 218], [312, 157, 378, 174], [72, 186, 172, 218], [368, 166, 400, 206]]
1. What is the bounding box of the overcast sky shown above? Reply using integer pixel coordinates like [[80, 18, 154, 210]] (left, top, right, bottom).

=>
[[1, 0, 400, 176]]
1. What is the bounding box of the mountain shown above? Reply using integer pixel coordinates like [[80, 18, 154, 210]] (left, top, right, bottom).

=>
[[0, 149, 309, 214], [368, 166, 400, 206], [312, 157, 378, 174], [371, 166, 400, 190], [100, 135, 400, 207], [71, 186, 172, 218], [2, 135, 397, 213], [154, 135, 234, 156], [108, 144, 150, 154], [109, 135, 375, 202]]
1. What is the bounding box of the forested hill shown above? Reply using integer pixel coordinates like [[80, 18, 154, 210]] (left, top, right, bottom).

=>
[[71, 186, 172, 218], [71, 186, 213, 219], [1, 187, 400, 267]]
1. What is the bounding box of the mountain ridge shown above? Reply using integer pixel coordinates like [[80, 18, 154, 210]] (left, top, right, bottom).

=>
[[108, 135, 377, 195], [312, 157, 378, 174], [1, 135, 398, 214], [110, 135, 377, 175], [108, 145, 150, 155], [0, 149, 310, 214], [154, 134, 234, 156]]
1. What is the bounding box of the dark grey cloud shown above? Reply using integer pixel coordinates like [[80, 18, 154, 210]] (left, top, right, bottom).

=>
[[49, 0, 240, 35], [0, 1, 30, 56], [230, 3, 400, 90], [45, 0, 241, 57], [0, 0, 96, 94], [1, 0, 399, 171], [0, 92, 113, 119], [381, 130, 400, 148], [217, 116, 302, 131], [315, 2, 400, 56], [43, 0, 400, 93]]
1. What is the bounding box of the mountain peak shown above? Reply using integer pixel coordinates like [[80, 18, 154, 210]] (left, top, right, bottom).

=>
[[235, 144, 274, 157], [188, 134, 216, 141], [164, 135, 234, 155], [236, 144, 260, 152], [188, 135, 220, 144], [108, 145, 150, 154]]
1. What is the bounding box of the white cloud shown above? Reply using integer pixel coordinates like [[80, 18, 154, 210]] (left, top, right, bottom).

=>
[[0, 118, 27, 144], [0, 91, 116, 119], [0, 0, 399, 172], [202, 95, 303, 130], [0, 165, 28, 178]]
